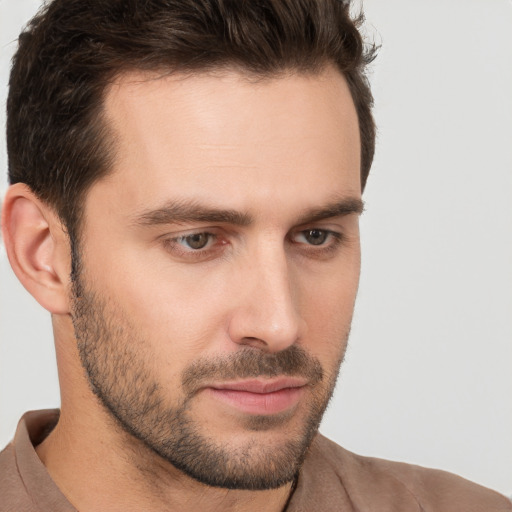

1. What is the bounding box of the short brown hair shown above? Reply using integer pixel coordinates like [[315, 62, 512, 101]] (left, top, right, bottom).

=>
[[7, 0, 377, 241]]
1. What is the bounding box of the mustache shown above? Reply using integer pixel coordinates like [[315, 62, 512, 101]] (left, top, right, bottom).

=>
[[181, 345, 324, 394]]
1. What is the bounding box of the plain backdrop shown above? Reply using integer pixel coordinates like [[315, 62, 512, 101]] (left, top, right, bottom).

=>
[[1, 0, 511, 496]]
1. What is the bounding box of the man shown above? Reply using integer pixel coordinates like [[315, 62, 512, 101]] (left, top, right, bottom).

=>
[[0, 0, 510, 510]]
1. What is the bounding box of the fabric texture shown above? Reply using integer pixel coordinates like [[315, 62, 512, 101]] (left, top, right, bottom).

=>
[[1, 410, 510, 511]]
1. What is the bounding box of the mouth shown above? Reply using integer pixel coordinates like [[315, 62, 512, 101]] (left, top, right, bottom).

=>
[[204, 377, 308, 415]]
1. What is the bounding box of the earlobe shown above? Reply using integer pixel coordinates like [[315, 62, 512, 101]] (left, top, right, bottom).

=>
[[1, 183, 71, 315]]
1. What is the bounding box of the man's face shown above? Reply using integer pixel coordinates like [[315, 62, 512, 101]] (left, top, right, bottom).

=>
[[72, 67, 362, 489]]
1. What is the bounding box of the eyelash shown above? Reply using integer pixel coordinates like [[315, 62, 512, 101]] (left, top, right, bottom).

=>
[[161, 228, 344, 260], [291, 229, 342, 249], [161, 232, 223, 260], [291, 230, 345, 259]]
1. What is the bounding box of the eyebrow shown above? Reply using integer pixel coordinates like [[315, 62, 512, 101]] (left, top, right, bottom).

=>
[[296, 197, 364, 225], [133, 200, 252, 227], [132, 196, 364, 228]]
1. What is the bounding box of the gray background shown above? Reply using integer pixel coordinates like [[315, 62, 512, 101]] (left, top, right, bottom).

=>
[[1, 0, 511, 495]]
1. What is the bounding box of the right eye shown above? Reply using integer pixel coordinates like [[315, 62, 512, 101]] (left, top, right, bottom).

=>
[[178, 232, 214, 250], [161, 230, 229, 263]]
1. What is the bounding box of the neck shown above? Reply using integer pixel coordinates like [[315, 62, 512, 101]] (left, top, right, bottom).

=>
[[36, 405, 294, 512]]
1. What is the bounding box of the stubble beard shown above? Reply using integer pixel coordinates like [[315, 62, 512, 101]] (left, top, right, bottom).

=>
[[70, 268, 348, 490]]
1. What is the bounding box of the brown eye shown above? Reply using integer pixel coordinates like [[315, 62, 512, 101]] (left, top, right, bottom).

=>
[[182, 233, 211, 250], [303, 229, 328, 245]]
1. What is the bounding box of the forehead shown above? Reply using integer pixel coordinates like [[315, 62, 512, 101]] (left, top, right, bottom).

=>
[[89, 67, 361, 220]]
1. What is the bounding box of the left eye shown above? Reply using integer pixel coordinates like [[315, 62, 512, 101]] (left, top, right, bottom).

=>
[[294, 229, 331, 246], [178, 233, 214, 250]]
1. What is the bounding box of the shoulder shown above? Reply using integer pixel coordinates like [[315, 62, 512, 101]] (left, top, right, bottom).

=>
[[0, 442, 38, 512], [302, 434, 512, 512]]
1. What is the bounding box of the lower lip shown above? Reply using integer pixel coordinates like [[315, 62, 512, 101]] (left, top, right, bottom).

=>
[[206, 387, 305, 415]]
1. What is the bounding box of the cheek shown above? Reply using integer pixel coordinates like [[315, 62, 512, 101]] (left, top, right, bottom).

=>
[[301, 297, 353, 364], [298, 264, 360, 361], [92, 251, 235, 357]]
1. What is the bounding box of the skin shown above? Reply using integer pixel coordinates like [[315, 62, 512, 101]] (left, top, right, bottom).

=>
[[2, 65, 362, 512]]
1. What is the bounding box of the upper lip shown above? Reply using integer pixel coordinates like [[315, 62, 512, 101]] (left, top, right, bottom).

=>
[[207, 377, 308, 394]]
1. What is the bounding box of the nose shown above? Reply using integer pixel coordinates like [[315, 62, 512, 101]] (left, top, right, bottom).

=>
[[227, 243, 304, 353]]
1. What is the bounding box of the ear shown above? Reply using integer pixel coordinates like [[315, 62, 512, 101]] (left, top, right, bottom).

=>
[[1, 183, 72, 314]]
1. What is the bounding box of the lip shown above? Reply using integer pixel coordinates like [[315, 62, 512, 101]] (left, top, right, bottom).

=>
[[204, 377, 308, 415]]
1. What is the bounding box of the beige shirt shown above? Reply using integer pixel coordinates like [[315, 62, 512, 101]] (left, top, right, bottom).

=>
[[1, 410, 510, 511]]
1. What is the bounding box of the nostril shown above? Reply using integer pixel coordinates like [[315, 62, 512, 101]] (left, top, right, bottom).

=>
[[238, 337, 268, 350]]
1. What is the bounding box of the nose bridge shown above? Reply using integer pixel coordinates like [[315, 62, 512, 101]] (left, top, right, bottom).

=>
[[230, 238, 303, 351]]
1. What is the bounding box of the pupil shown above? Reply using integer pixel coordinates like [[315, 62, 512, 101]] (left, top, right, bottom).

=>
[[186, 233, 208, 249], [307, 229, 327, 245]]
